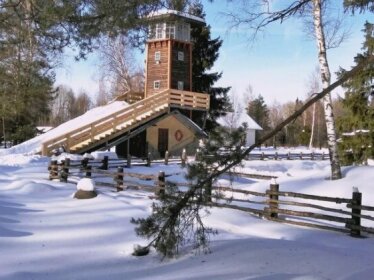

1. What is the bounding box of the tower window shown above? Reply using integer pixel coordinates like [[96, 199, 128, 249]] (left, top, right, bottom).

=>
[[178, 51, 184, 61], [177, 81, 184, 91], [154, 81, 161, 89], [155, 51, 161, 62]]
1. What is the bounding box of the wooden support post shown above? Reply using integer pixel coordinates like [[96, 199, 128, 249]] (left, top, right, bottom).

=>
[[49, 160, 58, 180], [101, 156, 108, 170], [85, 165, 92, 178], [195, 148, 201, 161], [156, 171, 165, 196], [268, 182, 279, 218], [127, 153, 131, 168], [164, 151, 169, 165], [116, 167, 124, 191], [146, 152, 151, 167], [60, 158, 70, 183], [350, 189, 362, 237], [181, 148, 187, 167]]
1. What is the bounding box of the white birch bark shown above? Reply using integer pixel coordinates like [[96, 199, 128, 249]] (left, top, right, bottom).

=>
[[312, 0, 342, 179], [308, 102, 316, 149]]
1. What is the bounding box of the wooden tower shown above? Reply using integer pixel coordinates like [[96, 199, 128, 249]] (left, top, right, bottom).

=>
[[145, 10, 205, 98]]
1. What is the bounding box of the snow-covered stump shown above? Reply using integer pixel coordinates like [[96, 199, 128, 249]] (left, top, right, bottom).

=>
[[74, 178, 97, 199]]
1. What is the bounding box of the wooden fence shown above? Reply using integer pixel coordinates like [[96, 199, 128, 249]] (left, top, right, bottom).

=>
[[48, 158, 374, 238], [247, 151, 327, 160]]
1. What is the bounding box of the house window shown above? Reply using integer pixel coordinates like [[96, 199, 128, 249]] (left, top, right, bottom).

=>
[[178, 51, 184, 61], [177, 81, 184, 91], [154, 80, 161, 89], [155, 51, 161, 62]]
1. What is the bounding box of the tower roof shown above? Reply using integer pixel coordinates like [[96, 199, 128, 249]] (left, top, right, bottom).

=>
[[147, 9, 205, 25]]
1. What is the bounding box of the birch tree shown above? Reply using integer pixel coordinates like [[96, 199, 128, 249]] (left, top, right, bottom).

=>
[[224, 0, 350, 179]]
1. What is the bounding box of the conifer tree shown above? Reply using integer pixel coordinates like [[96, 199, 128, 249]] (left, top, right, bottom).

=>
[[336, 22, 374, 164], [189, 1, 231, 130]]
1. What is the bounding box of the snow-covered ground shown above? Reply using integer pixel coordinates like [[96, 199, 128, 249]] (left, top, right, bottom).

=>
[[1, 153, 374, 280]]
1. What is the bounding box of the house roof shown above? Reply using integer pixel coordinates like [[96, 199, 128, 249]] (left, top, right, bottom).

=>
[[147, 9, 205, 25], [171, 110, 207, 138], [217, 111, 263, 130]]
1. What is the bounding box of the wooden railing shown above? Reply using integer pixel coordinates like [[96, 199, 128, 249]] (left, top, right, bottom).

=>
[[41, 89, 210, 156], [49, 158, 374, 238]]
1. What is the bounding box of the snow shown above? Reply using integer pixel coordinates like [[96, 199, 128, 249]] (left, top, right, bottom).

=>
[[76, 178, 96, 191], [0, 101, 129, 156], [217, 111, 263, 130], [1, 150, 374, 279]]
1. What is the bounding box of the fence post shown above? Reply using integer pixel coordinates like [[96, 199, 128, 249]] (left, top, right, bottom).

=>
[[60, 158, 70, 183], [274, 152, 278, 160], [164, 151, 169, 165], [81, 157, 89, 170], [49, 160, 58, 180], [300, 152, 303, 160], [146, 152, 152, 167], [261, 152, 265, 160], [156, 171, 165, 196], [311, 152, 315, 160], [205, 179, 212, 203], [116, 167, 124, 191], [127, 153, 131, 168], [181, 148, 187, 167], [322, 152, 325, 160], [85, 165, 92, 178], [267, 181, 279, 218], [350, 189, 362, 237], [287, 152, 290, 160], [100, 156, 108, 170]]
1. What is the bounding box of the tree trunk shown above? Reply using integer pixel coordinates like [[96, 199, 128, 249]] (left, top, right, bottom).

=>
[[312, 0, 342, 179], [309, 102, 316, 149]]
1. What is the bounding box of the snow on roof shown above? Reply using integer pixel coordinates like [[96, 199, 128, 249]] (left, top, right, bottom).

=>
[[217, 111, 263, 130], [147, 9, 205, 24], [0, 101, 130, 156]]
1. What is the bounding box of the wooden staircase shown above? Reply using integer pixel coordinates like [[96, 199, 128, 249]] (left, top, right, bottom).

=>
[[41, 89, 210, 156]]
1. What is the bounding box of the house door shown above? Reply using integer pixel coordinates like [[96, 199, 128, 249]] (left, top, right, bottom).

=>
[[158, 128, 169, 158]]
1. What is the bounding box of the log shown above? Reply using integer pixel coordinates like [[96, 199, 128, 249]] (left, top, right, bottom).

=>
[[208, 202, 264, 216], [264, 207, 348, 224], [266, 190, 352, 204], [347, 204, 374, 212], [268, 217, 350, 234]]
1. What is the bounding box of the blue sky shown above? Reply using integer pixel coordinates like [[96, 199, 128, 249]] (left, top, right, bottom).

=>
[[55, 1, 373, 105]]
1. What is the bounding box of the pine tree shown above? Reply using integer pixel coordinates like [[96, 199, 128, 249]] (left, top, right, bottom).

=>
[[189, 1, 231, 130], [336, 22, 374, 164], [247, 94, 269, 140]]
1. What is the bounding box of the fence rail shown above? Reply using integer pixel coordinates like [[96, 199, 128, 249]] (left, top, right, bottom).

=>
[[48, 157, 374, 238]]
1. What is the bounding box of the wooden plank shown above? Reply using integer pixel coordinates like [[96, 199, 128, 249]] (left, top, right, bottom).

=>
[[265, 207, 348, 223], [267, 190, 352, 204], [268, 217, 350, 234]]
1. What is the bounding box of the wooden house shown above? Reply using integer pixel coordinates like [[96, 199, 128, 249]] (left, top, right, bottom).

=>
[[41, 10, 209, 158]]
